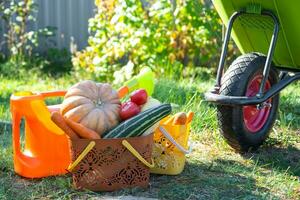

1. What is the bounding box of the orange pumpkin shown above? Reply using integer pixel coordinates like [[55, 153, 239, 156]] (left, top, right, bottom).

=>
[[60, 80, 121, 136]]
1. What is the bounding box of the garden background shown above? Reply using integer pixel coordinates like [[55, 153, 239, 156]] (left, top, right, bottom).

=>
[[0, 0, 299, 199]]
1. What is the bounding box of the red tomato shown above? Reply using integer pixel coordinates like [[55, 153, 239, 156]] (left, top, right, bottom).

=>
[[130, 89, 148, 105], [120, 101, 141, 120]]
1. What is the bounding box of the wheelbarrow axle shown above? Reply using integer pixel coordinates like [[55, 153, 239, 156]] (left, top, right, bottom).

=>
[[205, 72, 300, 106]]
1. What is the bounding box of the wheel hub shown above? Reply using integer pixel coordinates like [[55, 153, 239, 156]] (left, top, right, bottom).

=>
[[256, 102, 272, 110], [243, 75, 272, 133]]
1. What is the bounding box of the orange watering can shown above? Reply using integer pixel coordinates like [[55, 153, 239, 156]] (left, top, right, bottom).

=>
[[10, 91, 70, 178]]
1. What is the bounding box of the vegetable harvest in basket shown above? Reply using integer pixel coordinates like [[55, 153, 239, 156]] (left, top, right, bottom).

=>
[[50, 80, 171, 139]]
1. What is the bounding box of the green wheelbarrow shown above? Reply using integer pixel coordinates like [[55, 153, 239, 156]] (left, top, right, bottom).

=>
[[205, 0, 300, 152]]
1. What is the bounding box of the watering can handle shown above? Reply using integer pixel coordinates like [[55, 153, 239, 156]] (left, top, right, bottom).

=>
[[12, 112, 39, 164], [12, 113, 22, 155], [159, 126, 191, 154], [39, 90, 67, 98]]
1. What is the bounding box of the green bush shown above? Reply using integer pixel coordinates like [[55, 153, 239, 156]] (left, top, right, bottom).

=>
[[72, 0, 222, 83], [40, 48, 73, 76]]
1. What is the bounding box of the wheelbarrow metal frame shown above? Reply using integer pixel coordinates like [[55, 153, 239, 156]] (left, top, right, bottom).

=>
[[205, 10, 300, 106]]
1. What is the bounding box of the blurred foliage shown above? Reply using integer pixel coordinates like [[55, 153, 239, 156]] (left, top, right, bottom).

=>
[[0, 48, 72, 78], [0, 0, 72, 77], [72, 0, 224, 83], [0, 0, 54, 61]]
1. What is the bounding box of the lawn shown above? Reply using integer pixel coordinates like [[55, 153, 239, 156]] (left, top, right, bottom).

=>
[[0, 72, 299, 200]]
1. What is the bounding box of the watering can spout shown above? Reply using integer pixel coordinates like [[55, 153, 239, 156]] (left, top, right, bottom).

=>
[[118, 67, 155, 98]]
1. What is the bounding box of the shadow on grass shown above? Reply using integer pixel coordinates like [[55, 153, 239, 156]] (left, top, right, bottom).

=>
[[148, 160, 273, 199], [0, 159, 275, 200], [278, 94, 300, 131], [243, 145, 300, 177]]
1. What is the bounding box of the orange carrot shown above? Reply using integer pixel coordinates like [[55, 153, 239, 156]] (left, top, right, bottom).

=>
[[118, 86, 129, 99], [51, 112, 80, 139], [64, 118, 100, 139], [187, 111, 194, 123], [172, 112, 187, 125]]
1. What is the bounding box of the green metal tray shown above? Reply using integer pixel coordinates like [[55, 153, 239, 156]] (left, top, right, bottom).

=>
[[213, 0, 300, 69]]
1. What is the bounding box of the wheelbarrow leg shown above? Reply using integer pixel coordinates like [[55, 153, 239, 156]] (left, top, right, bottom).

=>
[[257, 11, 280, 97], [215, 11, 245, 92], [214, 10, 280, 100]]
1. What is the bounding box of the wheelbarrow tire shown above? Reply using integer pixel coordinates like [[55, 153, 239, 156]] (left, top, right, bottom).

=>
[[217, 53, 279, 152]]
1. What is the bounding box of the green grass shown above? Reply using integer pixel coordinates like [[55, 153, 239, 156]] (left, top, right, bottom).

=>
[[0, 72, 299, 199]]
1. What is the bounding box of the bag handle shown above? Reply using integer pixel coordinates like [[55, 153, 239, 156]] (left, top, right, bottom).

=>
[[122, 140, 154, 168], [67, 140, 154, 172], [67, 141, 96, 172], [159, 126, 190, 154]]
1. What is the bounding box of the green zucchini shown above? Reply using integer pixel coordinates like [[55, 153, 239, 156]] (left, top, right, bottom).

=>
[[102, 104, 172, 138]]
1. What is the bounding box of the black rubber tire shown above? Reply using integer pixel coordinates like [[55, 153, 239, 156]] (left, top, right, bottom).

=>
[[217, 53, 279, 152]]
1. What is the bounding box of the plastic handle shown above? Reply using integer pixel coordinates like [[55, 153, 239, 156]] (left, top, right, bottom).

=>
[[118, 67, 155, 99], [39, 90, 67, 98], [12, 113, 38, 163], [159, 126, 190, 154], [122, 140, 154, 168], [67, 141, 96, 172], [12, 113, 22, 156]]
